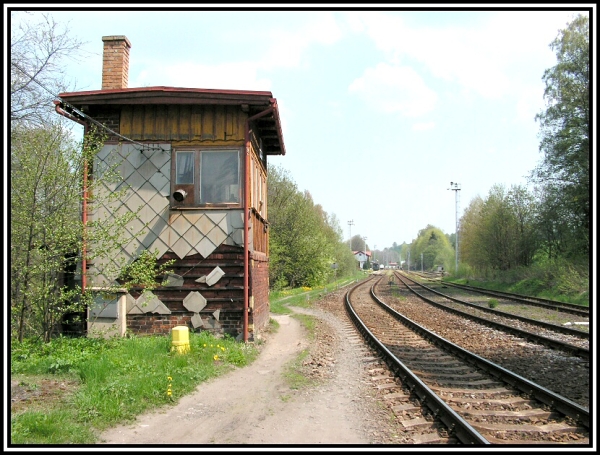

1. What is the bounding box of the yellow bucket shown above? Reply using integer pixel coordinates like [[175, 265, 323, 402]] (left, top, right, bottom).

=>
[[171, 326, 190, 354]]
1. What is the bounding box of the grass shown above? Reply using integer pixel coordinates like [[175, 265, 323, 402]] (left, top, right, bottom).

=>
[[10, 330, 260, 444], [445, 260, 589, 308], [448, 277, 589, 307], [282, 348, 312, 390], [269, 272, 365, 314], [488, 298, 499, 309]]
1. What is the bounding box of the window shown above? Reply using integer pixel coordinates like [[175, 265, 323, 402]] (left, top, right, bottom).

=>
[[172, 148, 241, 207]]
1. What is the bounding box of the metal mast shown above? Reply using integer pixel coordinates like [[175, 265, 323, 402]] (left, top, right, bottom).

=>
[[449, 182, 461, 272]]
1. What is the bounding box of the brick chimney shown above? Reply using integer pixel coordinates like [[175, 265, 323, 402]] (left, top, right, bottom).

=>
[[102, 36, 131, 90]]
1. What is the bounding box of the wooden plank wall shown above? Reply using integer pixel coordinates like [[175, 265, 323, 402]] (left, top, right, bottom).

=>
[[120, 105, 246, 143]]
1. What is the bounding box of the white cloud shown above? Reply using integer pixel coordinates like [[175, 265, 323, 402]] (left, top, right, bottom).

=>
[[348, 63, 438, 117], [260, 12, 343, 70], [347, 10, 579, 100]]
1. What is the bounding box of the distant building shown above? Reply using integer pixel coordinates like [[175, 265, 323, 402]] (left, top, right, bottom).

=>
[[353, 250, 371, 269]]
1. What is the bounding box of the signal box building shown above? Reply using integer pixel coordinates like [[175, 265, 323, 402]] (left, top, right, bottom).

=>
[[55, 36, 285, 341]]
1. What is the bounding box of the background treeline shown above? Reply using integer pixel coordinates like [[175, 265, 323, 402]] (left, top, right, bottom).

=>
[[267, 166, 357, 289]]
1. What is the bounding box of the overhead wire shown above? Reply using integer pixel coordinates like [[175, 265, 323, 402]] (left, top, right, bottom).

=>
[[11, 61, 166, 153]]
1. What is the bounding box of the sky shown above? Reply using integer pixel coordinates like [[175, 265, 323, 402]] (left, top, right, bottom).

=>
[[6, 5, 595, 252]]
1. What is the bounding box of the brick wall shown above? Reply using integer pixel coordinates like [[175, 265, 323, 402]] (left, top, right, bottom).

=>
[[102, 36, 131, 90], [250, 252, 270, 331]]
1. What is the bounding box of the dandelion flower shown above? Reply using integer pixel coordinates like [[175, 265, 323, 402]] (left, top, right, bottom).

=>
[[167, 390, 172, 396], [167, 376, 172, 381], [213, 354, 219, 361], [221, 347, 225, 351]]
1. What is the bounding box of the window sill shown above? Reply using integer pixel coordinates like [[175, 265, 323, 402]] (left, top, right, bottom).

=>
[[171, 204, 242, 210]]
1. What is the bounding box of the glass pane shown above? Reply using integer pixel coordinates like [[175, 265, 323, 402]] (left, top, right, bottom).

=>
[[201, 151, 239, 203], [176, 151, 194, 184]]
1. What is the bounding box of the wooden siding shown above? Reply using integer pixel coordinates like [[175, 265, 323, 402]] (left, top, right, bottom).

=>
[[125, 246, 246, 336], [251, 210, 268, 255], [123, 245, 270, 337], [120, 105, 246, 143]]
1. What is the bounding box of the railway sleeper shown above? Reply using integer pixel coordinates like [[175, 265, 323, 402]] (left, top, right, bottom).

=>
[[400, 416, 436, 430], [391, 402, 421, 413], [432, 386, 515, 398], [410, 431, 455, 444], [472, 421, 584, 434], [413, 371, 482, 379], [445, 395, 535, 406], [432, 379, 506, 388], [460, 408, 558, 419]]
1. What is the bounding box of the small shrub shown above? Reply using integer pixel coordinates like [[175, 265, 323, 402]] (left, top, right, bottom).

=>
[[488, 298, 499, 309]]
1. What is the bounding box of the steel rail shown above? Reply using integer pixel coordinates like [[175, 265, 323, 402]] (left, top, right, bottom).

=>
[[398, 272, 589, 339], [395, 272, 589, 359], [438, 280, 589, 317], [368, 279, 589, 429], [345, 278, 491, 445]]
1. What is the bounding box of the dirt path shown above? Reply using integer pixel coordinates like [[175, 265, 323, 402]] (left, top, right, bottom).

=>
[[98, 305, 387, 445]]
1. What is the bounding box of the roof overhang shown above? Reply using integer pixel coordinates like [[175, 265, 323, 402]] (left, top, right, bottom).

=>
[[57, 86, 286, 155]]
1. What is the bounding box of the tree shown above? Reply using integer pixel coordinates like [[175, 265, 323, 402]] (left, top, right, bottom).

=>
[[11, 124, 101, 341], [507, 185, 539, 267], [459, 185, 539, 274], [267, 166, 352, 289], [10, 12, 85, 127], [531, 14, 589, 258], [350, 234, 368, 252], [459, 196, 487, 270], [411, 225, 454, 272], [9, 13, 142, 341]]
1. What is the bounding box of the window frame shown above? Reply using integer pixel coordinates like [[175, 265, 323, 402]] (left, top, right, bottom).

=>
[[171, 146, 243, 209]]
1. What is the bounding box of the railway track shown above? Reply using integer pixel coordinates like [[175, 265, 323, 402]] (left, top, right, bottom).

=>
[[412, 271, 589, 317], [344, 276, 589, 445], [394, 271, 589, 359]]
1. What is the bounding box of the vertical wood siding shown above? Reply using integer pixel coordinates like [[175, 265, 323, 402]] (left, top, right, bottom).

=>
[[120, 105, 246, 142]]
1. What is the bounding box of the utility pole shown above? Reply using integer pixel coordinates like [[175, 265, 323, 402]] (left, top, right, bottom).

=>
[[421, 253, 423, 272], [448, 182, 461, 272], [348, 220, 354, 250]]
